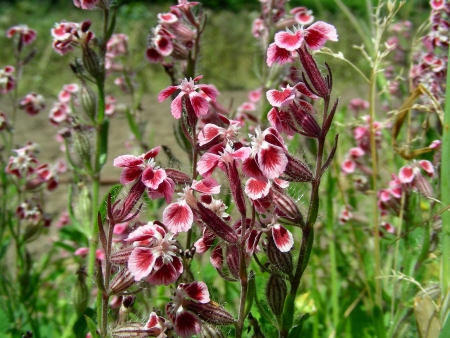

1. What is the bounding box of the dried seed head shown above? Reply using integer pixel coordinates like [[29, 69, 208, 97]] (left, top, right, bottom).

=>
[[266, 274, 287, 315]]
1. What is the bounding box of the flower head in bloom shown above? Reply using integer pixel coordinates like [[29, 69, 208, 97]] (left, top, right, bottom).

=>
[[0, 66, 16, 94], [165, 281, 234, 337], [267, 22, 338, 67], [6, 25, 37, 45], [398, 160, 435, 198], [113, 147, 175, 204], [166, 282, 210, 337], [158, 75, 219, 119], [5, 146, 39, 179], [163, 178, 221, 233], [51, 20, 95, 55], [73, 0, 109, 10], [20, 93, 45, 116], [242, 126, 288, 181], [125, 222, 183, 285]]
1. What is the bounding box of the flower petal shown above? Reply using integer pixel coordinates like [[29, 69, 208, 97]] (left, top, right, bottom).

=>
[[305, 21, 338, 50], [198, 124, 223, 146], [274, 30, 303, 51], [174, 311, 202, 338], [398, 166, 415, 183], [272, 224, 294, 252], [120, 166, 143, 185], [183, 281, 210, 303], [245, 178, 271, 200], [158, 86, 178, 102], [128, 247, 156, 281], [189, 92, 210, 117], [163, 201, 193, 233], [197, 152, 220, 177], [258, 144, 288, 179], [113, 155, 142, 167], [266, 43, 292, 67], [191, 177, 221, 194], [147, 256, 183, 285], [142, 168, 167, 190]]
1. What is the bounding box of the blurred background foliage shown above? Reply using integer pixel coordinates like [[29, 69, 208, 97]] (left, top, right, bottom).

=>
[[0, 0, 430, 100]]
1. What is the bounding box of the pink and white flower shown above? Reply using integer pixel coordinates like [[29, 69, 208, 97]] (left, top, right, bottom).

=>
[[267, 21, 338, 66], [0, 66, 16, 94], [113, 147, 175, 203], [6, 24, 37, 45], [162, 178, 221, 233], [158, 75, 219, 119], [126, 222, 183, 285], [20, 93, 45, 116]]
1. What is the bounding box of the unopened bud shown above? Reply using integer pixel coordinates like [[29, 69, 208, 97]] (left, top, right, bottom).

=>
[[266, 237, 293, 275], [200, 323, 226, 338], [298, 45, 330, 98], [266, 275, 287, 315], [112, 323, 158, 338], [187, 301, 235, 326], [80, 84, 97, 121], [73, 268, 89, 315], [226, 245, 240, 280], [110, 268, 136, 294], [23, 222, 41, 242], [283, 152, 314, 183]]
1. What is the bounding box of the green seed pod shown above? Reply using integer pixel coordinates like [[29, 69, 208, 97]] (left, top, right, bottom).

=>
[[72, 127, 91, 169], [80, 84, 97, 121], [266, 274, 287, 316], [73, 268, 88, 315], [82, 46, 101, 80]]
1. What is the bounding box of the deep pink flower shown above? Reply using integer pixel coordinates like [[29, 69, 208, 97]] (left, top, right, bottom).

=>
[[197, 114, 241, 147], [291, 7, 314, 25], [0, 66, 16, 94], [158, 75, 219, 119], [267, 21, 338, 66], [49, 102, 71, 126], [126, 222, 183, 285], [58, 83, 79, 103], [20, 93, 45, 116], [6, 25, 37, 45]]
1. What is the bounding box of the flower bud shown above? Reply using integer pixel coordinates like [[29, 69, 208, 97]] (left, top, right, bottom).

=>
[[111, 247, 134, 265], [226, 244, 240, 280], [23, 222, 41, 242], [112, 323, 158, 338], [165, 168, 192, 185], [200, 323, 226, 338], [80, 84, 97, 121], [187, 301, 235, 326], [266, 237, 293, 275], [73, 268, 89, 315], [283, 152, 314, 183], [110, 268, 136, 294], [298, 45, 330, 98], [266, 274, 287, 315], [195, 202, 238, 244]]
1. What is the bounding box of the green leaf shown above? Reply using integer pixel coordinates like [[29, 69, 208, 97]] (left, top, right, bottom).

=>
[[439, 311, 450, 338], [244, 270, 256, 319], [98, 184, 122, 221], [85, 314, 100, 338], [126, 108, 142, 142], [288, 314, 310, 338], [372, 305, 387, 338]]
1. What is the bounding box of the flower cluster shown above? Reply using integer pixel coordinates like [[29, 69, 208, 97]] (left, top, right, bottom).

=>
[[410, 0, 449, 105], [51, 20, 95, 55], [145, 2, 200, 64]]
